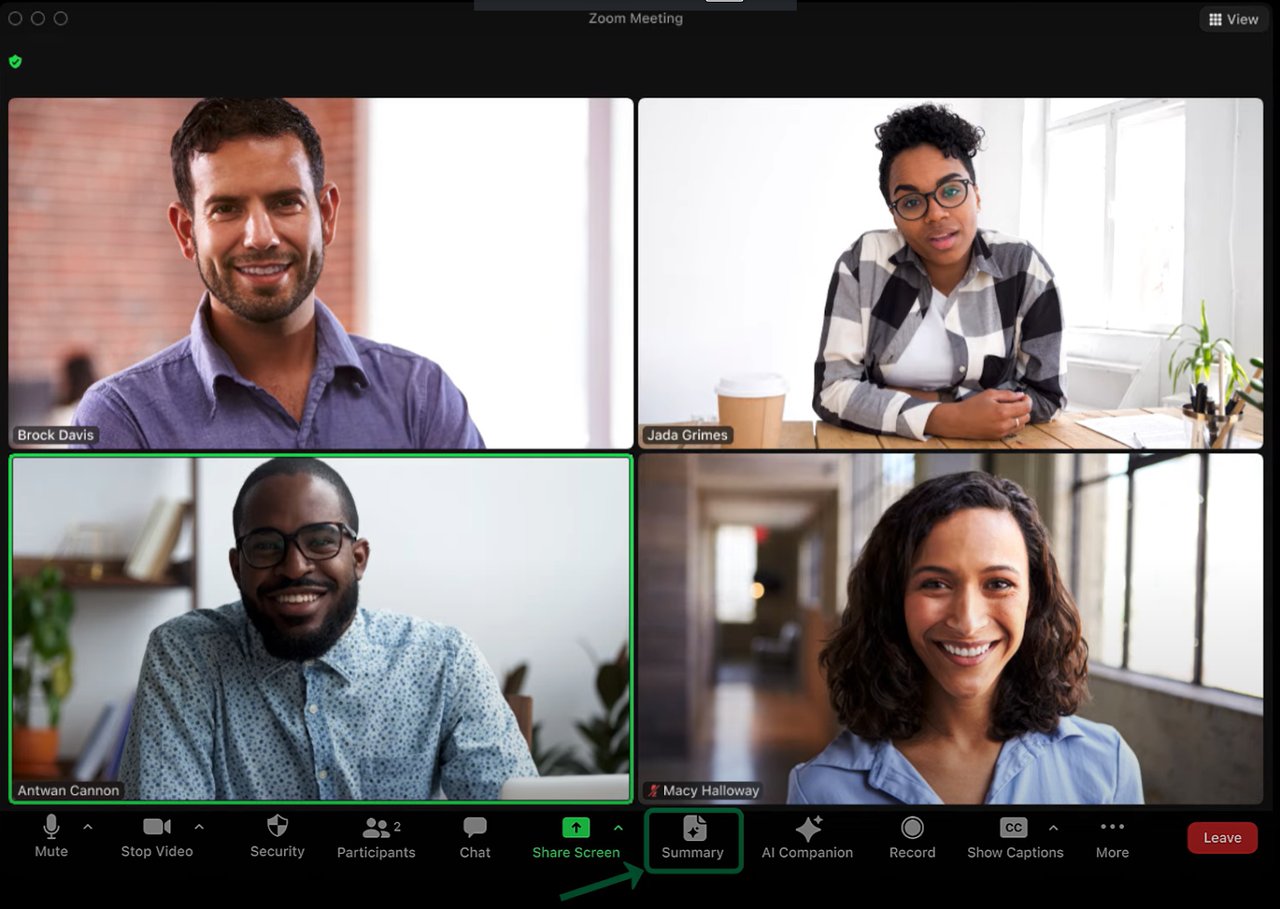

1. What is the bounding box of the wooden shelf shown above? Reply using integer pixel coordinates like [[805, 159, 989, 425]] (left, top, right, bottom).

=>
[[12, 557, 190, 589]]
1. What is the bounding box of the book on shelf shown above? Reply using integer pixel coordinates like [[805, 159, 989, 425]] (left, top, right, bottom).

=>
[[71, 700, 129, 782], [124, 499, 189, 582], [104, 692, 135, 782]]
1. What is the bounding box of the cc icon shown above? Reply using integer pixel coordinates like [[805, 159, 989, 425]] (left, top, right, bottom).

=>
[[1000, 816, 1028, 839]]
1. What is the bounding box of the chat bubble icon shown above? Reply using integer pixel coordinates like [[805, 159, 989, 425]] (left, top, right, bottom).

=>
[[463, 817, 487, 838]]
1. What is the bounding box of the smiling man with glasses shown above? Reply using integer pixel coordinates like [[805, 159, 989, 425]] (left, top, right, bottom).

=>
[[119, 457, 536, 800], [814, 103, 1067, 441]]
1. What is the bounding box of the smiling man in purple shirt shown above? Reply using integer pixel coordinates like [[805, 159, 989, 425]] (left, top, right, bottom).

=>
[[73, 98, 483, 450]]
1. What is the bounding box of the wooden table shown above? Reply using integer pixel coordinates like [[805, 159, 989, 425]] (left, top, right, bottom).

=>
[[639, 408, 1264, 450]]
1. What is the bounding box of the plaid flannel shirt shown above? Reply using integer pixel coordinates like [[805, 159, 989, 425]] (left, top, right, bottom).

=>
[[813, 229, 1066, 441]]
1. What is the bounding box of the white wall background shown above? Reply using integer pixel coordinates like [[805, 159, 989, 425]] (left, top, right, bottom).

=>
[[638, 98, 1262, 422], [365, 99, 634, 448], [12, 458, 194, 757], [13, 457, 630, 763], [1186, 99, 1264, 381]]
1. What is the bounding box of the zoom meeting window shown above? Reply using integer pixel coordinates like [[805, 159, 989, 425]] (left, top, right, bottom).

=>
[[4, 0, 1271, 887]]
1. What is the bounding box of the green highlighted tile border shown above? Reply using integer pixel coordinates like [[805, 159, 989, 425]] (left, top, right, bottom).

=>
[[8, 452, 635, 808]]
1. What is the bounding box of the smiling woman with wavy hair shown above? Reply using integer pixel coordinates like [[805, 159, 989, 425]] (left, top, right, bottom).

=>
[[788, 471, 1142, 805]]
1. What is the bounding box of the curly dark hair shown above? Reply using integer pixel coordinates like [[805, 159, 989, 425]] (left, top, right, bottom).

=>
[[820, 471, 1088, 741], [171, 98, 325, 212], [875, 103, 985, 203]]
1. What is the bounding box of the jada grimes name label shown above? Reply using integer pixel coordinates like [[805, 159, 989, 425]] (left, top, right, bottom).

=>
[[642, 426, 734, 445]]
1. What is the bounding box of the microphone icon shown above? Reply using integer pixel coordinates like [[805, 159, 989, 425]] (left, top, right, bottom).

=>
[[43, 813, 60, 840]]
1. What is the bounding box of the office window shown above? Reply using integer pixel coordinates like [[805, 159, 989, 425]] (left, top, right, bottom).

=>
[[1127, 457, 1199, 682], [1201, 458, 1264, 694], [1042, 99, 1185, 332], [1072, 453, 1262, 698], [797, 530, 823, 606], [715, 525, 759, 624], [849, 454, 915, 558]]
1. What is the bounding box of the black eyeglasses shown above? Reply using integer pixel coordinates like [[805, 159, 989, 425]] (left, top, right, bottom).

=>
[[236, 522, 357, 569], [888, 179, 973, 221]]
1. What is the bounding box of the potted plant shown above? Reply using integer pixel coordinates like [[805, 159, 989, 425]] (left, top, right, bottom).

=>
[[572, 643, 630, 775], [502, 644, 629, 776], [1166, 299, 1250, 407], [1240, 357, 1264, 411], [12, 565, 75, 777], [502, 663, 581, 776]]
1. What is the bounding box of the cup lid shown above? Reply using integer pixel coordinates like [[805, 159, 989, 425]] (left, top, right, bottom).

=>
[[716, 372, 789, 398]]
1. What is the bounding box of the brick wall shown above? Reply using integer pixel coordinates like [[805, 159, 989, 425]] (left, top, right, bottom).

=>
[[7, 98, 360, 392]]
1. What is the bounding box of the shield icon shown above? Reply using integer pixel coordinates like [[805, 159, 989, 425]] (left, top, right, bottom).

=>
[[267, 814, 289, 838]]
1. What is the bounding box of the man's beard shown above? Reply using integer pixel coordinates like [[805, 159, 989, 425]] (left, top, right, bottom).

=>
[[242, 578, 359, 661], [196, 241, 324, 324]]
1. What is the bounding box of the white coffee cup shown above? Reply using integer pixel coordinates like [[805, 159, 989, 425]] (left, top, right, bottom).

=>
[[715, 373, 788, 449]]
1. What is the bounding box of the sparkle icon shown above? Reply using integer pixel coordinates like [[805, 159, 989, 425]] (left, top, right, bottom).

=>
[[796, 816, 823, 842]]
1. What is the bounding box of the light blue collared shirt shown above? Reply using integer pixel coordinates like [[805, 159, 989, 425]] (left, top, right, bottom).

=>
[[120, 602, 536, 800], [788, 716, 1143, 805]]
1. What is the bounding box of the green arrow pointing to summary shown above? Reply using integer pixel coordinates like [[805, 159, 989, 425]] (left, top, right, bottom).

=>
[[559, 862, 644, 901]]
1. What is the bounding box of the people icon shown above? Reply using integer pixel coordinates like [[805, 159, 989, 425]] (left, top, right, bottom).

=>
[[363, 817, 391, 839]]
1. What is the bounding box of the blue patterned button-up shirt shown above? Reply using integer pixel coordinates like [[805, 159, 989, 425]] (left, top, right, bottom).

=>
[[120, 602, 536, 800]]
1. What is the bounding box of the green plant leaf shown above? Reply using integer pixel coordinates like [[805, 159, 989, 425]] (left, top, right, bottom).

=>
[[1250, 356, 1263, 370], [28, 589, 47, 622], [596, 663, 628, 711], [12, 589, 33, 639], [50, 589, 74, 624], [502, 662, 528, 697], [1209, 338, 1237, 359], [33, 620, 70, 660], [42, 680, 63, 729], [575, 719, 605, 749], [48, 654, 73, 701], [13, 665, 31, 698], [609, 695, 629, 726], [531, 723, 585, 776]]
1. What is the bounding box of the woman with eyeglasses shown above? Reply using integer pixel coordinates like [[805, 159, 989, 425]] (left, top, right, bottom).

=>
[[813, 104, 1067, 441]]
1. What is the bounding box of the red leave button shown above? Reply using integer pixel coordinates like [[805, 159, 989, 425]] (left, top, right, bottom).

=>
[[1187, 822, 1258, 854]]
